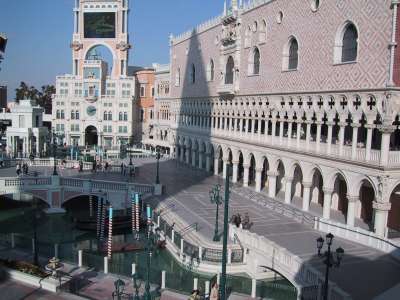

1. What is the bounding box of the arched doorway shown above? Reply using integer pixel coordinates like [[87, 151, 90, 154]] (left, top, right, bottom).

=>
[[85, 126, 98, 146]]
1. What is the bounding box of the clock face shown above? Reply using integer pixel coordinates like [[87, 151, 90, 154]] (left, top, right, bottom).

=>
[[87, 106, 97, 116]]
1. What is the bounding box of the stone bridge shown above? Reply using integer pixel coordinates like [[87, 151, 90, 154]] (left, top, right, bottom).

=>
[[0, 175, 156, 211]]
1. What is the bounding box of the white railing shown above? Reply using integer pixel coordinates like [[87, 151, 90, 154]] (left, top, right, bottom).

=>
[[389, 151, 400, 165], [209, 129, 383, 165], [316, 218, 400, 260], [0, 176, 154, 196], [230, 226, 351, 300]]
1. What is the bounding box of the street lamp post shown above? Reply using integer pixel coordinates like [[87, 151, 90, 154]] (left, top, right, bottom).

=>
[[316, 233, 344, 300], [155, 148, 160, 185], [209, 184, 222, 242], [52, 131, 58, 176], [143, 221, 160, 300], [219, 164, 230, 300], [132, 273, 142, 300]]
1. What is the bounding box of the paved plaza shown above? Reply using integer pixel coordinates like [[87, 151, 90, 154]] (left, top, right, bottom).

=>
[[1, 157, 400, 299]]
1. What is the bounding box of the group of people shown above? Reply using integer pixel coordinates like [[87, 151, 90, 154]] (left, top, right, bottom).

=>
[[120, 163, 135, 177], [15, 162, 29, 176], [189, 282, 219, 300], [230, 212, 253, 230]]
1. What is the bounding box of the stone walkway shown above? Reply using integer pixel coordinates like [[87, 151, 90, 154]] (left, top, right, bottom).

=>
[[2, 158, 400, 299], [130, 158, 400, 300]]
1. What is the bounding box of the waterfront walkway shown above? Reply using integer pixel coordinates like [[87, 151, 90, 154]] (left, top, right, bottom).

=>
[[131, 158, 400, 300], [2, 158, 400, 299]]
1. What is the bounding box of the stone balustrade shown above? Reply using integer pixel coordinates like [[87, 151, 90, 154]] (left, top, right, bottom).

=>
[[230, 225, 351, 300]]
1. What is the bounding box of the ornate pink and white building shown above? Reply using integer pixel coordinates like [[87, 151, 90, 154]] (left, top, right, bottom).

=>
[[151, 0, 400, 241], [52, 0, 138, 148]]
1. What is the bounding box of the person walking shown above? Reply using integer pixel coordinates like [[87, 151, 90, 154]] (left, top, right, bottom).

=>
[[16, 164, 21, 176], [188, 289, 201, 300], [210, 282, 219, 300]]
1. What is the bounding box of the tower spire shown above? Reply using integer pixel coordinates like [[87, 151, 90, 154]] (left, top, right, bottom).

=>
[[232, 0, 238, 10]]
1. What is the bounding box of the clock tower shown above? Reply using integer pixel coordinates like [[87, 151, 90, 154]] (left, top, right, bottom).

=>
[[52, 0, 137, 148]]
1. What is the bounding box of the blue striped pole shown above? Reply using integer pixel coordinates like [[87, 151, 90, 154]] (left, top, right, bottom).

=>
[[135, 193, 140, 233], [131, 193, 135, 234], [107, 206, 113, 259]]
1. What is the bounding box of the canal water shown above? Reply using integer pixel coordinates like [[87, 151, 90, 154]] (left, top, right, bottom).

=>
[[0, 195, 297, 299]]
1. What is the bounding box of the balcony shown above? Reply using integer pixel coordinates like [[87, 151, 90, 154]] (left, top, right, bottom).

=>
[[217, 84, 235, 96]]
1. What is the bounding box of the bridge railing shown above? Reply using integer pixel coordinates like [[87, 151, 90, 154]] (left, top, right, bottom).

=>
[[3, 177, 52, 187], [230, 226, 351, 300]]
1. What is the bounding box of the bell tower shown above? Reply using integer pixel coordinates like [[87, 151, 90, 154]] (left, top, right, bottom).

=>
[[71, 0, 131, 79]]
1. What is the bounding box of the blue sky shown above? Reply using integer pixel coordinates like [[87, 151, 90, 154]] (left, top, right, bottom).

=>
[[0, 0, 223, 100]]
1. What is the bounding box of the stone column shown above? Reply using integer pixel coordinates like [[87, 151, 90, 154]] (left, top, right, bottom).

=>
[[268, 171, 277, 198], [326, 121, 334, 155], [305, 121, 312, 151], [239, 118, 243, 138], [365, 125, 373, 161], [323, 189, 333, 219], [284, 177, 293, 204], [287, 121, 293, 148], [243, 164, 250, 187], [206, 153, 211, 172], [296, 122, 302, 149], [198, 151, 204, 169], [185, 147, 190, 165], [251, 118, 256, 139], [380, 126, 394, 166], [214, 158, 219, 176], [302, 182, 312, 211], [351, 124, 360, 160], [231, 118, 235, 136], [222, 159, 228, 179], [232, 161, 239, 183], [255, 168, 263, 192], [224, 117, 228, 134], [257, 118, 262, 141], [338, 123, 346, 156], [245, 118, 250, 137], [191, 150, 197, 167], [316, 121, 322, 153], [180, 146, 184, 162], [373, 201, 391, 237], [264, 118, 270, 141], [279, 120, 284, 145], [346, 196, 358, 227], [271, 119, 277, 145]]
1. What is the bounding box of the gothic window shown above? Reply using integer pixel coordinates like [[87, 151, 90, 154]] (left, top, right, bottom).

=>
[[56, 110, 60, 119], [288, 39, 298, 70], [124, 112, 128, 121], [175, 68, 181, 86], [140, 86, 145, 97], [259, 20, 267, 43], [119, 112, 123, 121], [60, 110, 65, 119], [342, 23, 358, 62], [334, 22, 359, 64], [103, 111, 108, 120], [253, 47, 260, 75], [71, 111, 75, 120], [207, 59, 215, 81], [190, 64, 196, 84], [75, 110, 80, 120], [225, 56, 234, 84], [108, 111, 112, 121]]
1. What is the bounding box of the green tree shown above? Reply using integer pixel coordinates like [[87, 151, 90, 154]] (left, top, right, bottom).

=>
[[37, 85, 55, 114], [15, 82, 55, 114]]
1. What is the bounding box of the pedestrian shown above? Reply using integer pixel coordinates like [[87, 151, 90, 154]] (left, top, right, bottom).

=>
[[188, 289, 201, 300], [79, 160, 83, 172], [16, 164, 21, 176], [120, 163, 124, 174], [210, 282, 219, 300]]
